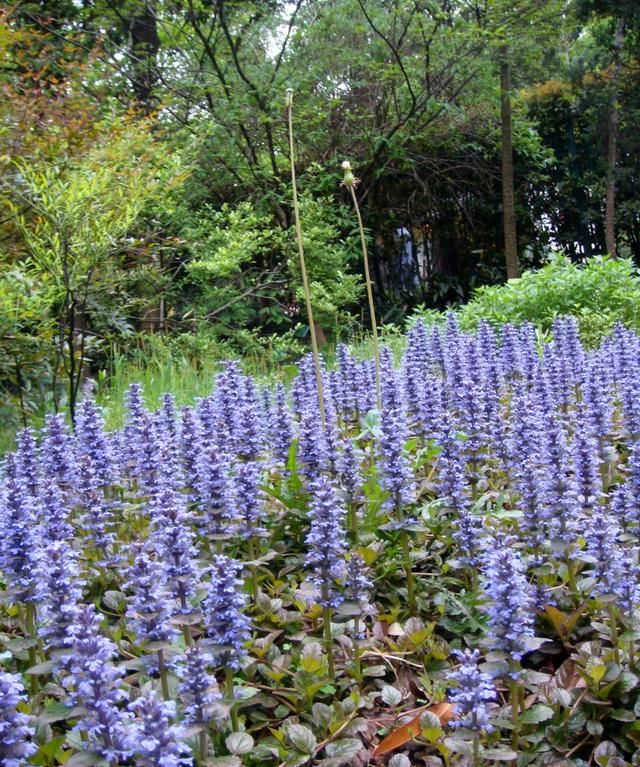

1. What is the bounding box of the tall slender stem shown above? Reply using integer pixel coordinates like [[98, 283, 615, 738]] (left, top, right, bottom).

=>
[[400, 530, 416, 616], [286, 88, 325, 423], [199, 729, 208, 765], [352, 617, 362, 683], [342, 162, 381, 410], [25, 603, 39, 696], [608, 602, 621, 666], [225, 666, 239, 731], [248, 536, 259, 604], [157, 649, 170, 701], [320, 582, 335, 680], [509, 663, 521, 753], [473, 732, 481, 767], [323, 606, 335, 680]]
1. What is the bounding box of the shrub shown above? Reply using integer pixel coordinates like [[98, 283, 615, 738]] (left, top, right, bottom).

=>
[[457, 254, 640, 345]]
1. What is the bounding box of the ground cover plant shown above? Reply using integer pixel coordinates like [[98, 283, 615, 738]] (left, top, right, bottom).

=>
[[3, 315, 640, 766]]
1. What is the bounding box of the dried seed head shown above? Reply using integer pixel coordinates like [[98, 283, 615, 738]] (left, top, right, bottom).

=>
[[341, 160, 358, 189]]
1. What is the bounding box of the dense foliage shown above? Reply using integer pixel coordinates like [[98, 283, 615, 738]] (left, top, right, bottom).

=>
[[3, 316, 640, 765], [456, 255, 640, 345], [2, 0, 640, 431]]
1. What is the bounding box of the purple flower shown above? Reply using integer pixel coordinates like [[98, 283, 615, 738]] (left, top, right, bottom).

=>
[[203, 555, 251, 669], [446, 649, 496, 732], [305, 477, 347, 608], [149, 487, 201, 615], [234, 459, 266, 539], [434, 420, 479, 564], [40, 482, 73, 542], [194, 446, 237, 538], [210, 362, 244, 448], [176, 645, 222, 724], [297, 405, 328, 481], [583, 507, 623, 598], [61, 604, 133, 761], [379, 400, 415, 514], [0, 473, 39, 603], [76, 455, 117, 557], [160, 392, 179, 444], [336, 436, 363, 506], [127, 692, 192, 766], [0, 671, 37, 766], [270, 384, 294, 465], [13, 427, 41, 497], [37, 538, 84, 650], [41, 413, 76, 489], [179, 406, 204, 483], [124, 543, 177, 645], [75, 397, 114, 486], [343, 552, 374, 637], [336, 343, 359, 419], [232, 376, 264, 459], [571, 402, 603, 515], [481, 532, 536, 661]]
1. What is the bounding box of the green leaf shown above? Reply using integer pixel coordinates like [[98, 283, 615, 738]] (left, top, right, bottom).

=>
[[324, 738, 363, 762], [65, 753, 101, 767], [288, 724, 317, 754], [362, 665, 387, 677], [481, 747, 519, 761], [388, 756, 412, 767], [610, 708, 636, 722], [26, 660, 56, 675], [208, 758, 243, 767], [38, 700, 71, 724], [594, 741, 619, 767], [381, 685, 404, 707], [443, 737, 474, 757], [226, 732, 254, 755], [312, 702, 333, 729], [520, 704, 554, 724]]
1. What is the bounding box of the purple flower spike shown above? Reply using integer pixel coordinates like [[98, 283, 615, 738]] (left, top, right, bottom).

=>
[[195, 447, 237, 538], [343, 552, 374, 636], [124, 543, 177, 645], [235, 459, 266, 539], [61, 604, 133, 762], [14, 427, 41, 497], [41, 413, 76, 489], [297, 405, 329, 481], [0, 671, 37, 766], [203, 555, 251, 669], [75, 397, 114, 486], [149, 487, 201, 615], [127, 692, 192, 767], [176, 645, 222, 724], [0, 474, 39, 604], [305, 477, 348, 608], [379, 402, 415, 514], [446, 649, 496, 732], [76, 455, 117, 557], [40, 482, 74, 542], [179, 406, 204, 483], [481, 532, 536, 661], [271, 384, 294, 465], [37, 539, 84, 650]]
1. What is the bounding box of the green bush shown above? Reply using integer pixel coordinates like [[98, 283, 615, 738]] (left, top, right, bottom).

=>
[[457, 254, 640, 345]]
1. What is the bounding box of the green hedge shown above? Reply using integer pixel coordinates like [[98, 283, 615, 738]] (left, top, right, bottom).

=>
[[456, 254, 640, 345]]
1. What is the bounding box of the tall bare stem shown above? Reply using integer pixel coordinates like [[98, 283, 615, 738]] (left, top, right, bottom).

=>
[[342, 161, 381, 410], [286, 88, 325, 423]]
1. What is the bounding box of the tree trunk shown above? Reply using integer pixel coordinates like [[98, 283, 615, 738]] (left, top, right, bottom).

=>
[[500, 45, 520, 279], [130, 1, 160, 112], [605, 18, 624, 259]]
